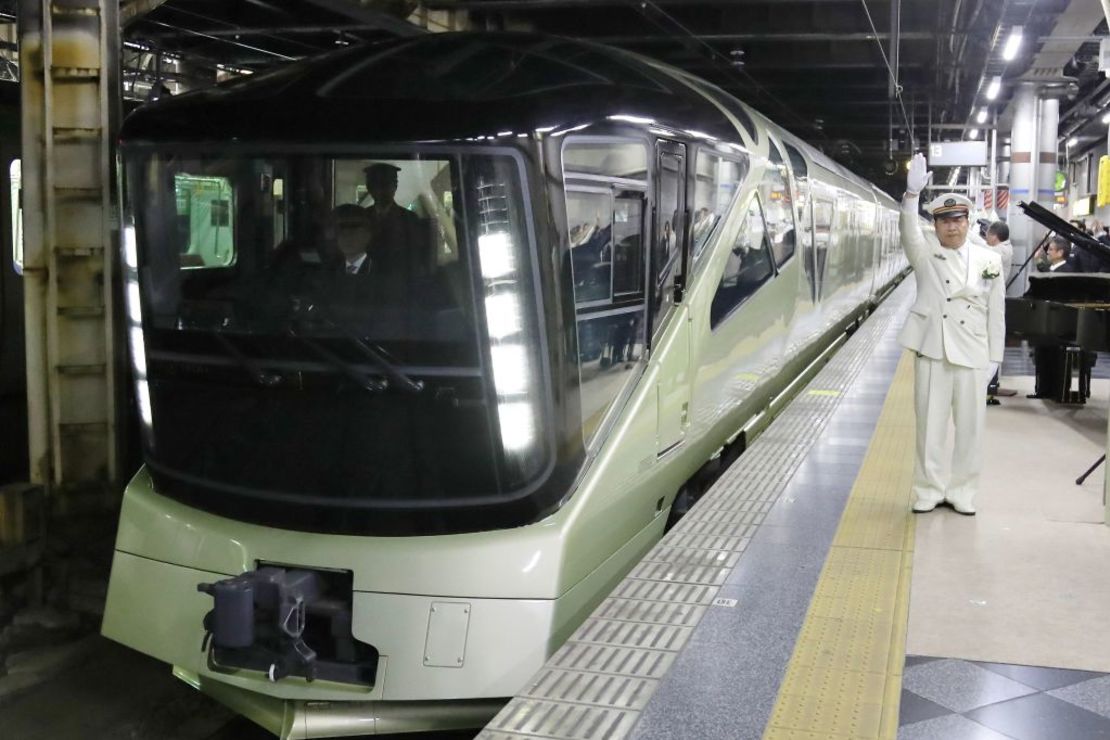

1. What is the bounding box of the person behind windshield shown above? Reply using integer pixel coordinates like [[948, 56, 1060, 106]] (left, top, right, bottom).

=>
[[362, 163, 431, 277], [332, 203, 373, 275]]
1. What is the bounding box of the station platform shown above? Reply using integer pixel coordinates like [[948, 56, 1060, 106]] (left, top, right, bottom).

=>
[[482, 278, 1110, 740]]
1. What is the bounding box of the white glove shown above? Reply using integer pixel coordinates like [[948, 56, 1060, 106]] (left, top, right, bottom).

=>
[[906, 153, 931, 196], [988, 361, 1001, 381]]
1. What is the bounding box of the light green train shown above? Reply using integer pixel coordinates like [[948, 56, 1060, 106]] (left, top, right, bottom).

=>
[[102, 33, 907, 737]]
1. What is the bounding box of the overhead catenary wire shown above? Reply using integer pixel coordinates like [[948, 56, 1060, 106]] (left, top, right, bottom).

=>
[[858, 0, 913, 138], [631, 0, 826, 138]]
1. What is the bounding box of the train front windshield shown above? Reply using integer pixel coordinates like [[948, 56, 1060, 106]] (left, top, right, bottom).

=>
[[124, 148, 563, 535]]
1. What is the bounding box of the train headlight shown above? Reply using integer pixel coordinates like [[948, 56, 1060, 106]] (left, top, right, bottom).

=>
[[475, 172, 541, 464], [122, 222, 155, 444]]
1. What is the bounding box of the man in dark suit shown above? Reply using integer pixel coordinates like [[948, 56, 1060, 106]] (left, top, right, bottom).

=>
[[332, 203, 373, 275], [363, 163, 432, 277], [1037, 236, 1080, 273]]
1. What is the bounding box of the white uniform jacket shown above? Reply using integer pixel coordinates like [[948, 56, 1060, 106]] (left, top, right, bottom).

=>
[[897, 196, 1005, 369]]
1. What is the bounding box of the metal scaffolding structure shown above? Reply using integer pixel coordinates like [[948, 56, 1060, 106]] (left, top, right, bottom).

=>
[[18, 0, 119, 511]]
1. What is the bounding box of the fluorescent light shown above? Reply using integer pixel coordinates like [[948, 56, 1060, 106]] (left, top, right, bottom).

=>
[[986, 77, 1001, 100], [976, 108, 988, 124], [1067, 136, 1079, 147], [969, 129, 980, 140], [550, 123, 590, 137], [1002, 27, 1022, 61], [1103, 112, 1110, 125], [478, 232, 515, 279], [607, 114, 654, 125]]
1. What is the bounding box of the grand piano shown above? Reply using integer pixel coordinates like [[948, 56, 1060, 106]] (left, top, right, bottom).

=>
[[1005, 202, 1110, 403]]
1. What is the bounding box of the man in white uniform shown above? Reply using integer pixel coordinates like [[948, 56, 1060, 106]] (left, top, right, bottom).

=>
[[899, 153, 1005, 515]]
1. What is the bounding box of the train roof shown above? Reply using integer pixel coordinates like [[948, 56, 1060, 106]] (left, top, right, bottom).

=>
[[120, 32, 745, 146]]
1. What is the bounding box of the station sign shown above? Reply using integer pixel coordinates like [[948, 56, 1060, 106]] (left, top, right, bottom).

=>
[[928, 141, 988, 167]]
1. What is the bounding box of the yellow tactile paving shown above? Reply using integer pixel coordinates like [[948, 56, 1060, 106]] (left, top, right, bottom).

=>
[[764, 352, 917, 740]]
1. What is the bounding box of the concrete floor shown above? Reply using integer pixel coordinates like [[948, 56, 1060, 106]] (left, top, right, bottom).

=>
[[907, 375, 1110, 671]]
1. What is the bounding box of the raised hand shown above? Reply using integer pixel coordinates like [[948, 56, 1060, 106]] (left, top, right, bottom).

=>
[[906, 152, 931, 196]]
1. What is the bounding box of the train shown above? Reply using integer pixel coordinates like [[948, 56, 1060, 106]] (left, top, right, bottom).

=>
[[101, 32, 907, 738], [0, 81, 25, 485]]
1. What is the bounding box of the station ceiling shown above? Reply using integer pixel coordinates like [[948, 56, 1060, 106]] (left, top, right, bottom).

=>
[[122, 0, 1104, 189]]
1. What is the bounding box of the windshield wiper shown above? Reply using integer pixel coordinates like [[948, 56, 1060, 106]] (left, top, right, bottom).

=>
[[213, 333, 283, 388], [290, 297, 424, 394], [290, 328, 387, 393], [345, 335, 425, 394]]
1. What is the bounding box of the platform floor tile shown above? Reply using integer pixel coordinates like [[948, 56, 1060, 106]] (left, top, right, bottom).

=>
[[899, 656, 1110, 739]]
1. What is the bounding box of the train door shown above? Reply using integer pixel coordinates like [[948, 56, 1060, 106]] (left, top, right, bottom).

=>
[[652, 140, 691, 456], [784, 143, 816, 305]]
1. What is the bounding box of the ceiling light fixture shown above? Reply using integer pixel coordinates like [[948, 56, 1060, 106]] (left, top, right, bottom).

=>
[[986, 77, 1001, 100], [976, 108, 988, 124], [1002, 27, 1023, 61]]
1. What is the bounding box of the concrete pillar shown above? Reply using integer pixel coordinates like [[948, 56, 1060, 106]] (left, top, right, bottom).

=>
[[1008, 83, 1038, 295], [1037, 96, 1060, 214]]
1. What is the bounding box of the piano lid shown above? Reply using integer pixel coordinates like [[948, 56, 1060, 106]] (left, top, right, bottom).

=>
[[1026, 272, 1110, 303], [1018, 201, 1110, 264]]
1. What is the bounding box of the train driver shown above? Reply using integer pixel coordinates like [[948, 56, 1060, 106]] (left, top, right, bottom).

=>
[[900, 153, 1005, 516], [332, 204, 374, 275]]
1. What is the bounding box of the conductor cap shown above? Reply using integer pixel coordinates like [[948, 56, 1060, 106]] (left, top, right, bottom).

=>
[[925, 193, 973, 218], [364, 163, 401, 181]]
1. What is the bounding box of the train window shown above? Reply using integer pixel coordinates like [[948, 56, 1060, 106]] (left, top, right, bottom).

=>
[[563, 139, 649, 444], [761, 142, 796, 268], [784, 144, 807, 180], [680, 76, 758, 144], [692, 150, 748, 261], [128, 149, 560, 533], [711, 195, 774, 329], [563, 184, 647, 442], [563, 142, 648, 181], [784, 143, 816, 301], [654, 145, 686, 323], [174, 174, 237, 269], [813, 197, 834, 296]]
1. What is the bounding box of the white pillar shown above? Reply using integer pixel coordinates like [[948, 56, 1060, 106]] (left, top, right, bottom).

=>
[[1037, 96, 1060, 214], [1008, 83, 1038, 295]]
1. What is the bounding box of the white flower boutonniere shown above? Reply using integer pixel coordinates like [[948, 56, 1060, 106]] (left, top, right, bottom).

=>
[[981, 266, 1001, 280]]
